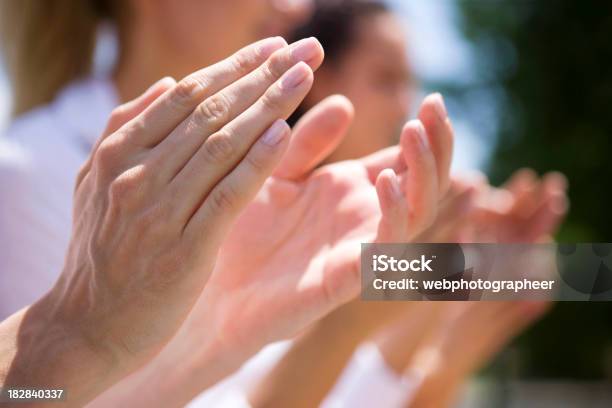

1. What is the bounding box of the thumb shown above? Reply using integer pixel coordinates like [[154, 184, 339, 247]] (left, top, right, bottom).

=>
[[274, 94, 353, 180]]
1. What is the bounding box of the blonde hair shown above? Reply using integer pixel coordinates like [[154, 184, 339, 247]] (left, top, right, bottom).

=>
[[0, 0, 124, 116]]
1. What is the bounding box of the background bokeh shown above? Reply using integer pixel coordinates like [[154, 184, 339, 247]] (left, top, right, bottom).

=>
[[446, 0, 612, 383]]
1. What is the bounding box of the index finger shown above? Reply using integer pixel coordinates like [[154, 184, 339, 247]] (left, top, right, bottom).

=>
[[124, 37, 288, 148]]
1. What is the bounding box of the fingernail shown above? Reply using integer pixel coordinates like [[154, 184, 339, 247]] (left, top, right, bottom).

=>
[[389, 171, 403, 199], [290, 37, 320, 63], [260, 36, 287, 56], [281, 62, 310, 89], [261, 120, 289, 146], [413, 121, 429, 151], [432, 93, 447, 120]]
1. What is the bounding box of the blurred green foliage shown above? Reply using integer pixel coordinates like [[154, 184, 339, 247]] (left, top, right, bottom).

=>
[[449, 0, 612, 378]]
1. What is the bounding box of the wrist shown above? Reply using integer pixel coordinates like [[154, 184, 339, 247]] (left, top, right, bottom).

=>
[[0, 294, 122, 406], [40, 281, 129, 374], [115, 327, 246, 408]]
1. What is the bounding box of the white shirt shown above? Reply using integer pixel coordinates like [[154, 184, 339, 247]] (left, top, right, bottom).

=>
[[0, 78, 117, 319], [187, 341, 291, 408], [322, 343, 419, 408]]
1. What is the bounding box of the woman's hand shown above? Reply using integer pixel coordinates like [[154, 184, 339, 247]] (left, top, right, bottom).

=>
[[416, 168, 568, 244], [64, 36, 319, 363], [472, 169, 569, 243], [88, 93, 455, 408], [1, 36, 320, 406], [193, 94, 453, 359], [415, 175, 479, 243]]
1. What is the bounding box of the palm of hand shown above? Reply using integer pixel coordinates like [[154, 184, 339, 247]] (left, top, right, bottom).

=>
[[197, 160, 380, 350]]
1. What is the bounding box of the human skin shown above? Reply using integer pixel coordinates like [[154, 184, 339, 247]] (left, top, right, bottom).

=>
[[247, 104, 569, 408], [245, 17, 459, 406], [305, 11, 415, 164], [88, 93, 449, 406], [248, 171, 567, 408], [472, 169, 569, 243], [85, 23, 447, 403], [248, 93, 455, 408], [376, 171, 569, 408], [0, 37, 319, 407], [249, 170, 568, 408], [115, 0, 314, 102], [245, 5, 569, 406]]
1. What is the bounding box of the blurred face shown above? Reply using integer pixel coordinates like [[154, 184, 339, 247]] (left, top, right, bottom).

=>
[[134, 0, 313, 76], [309, 12, 414, 163]]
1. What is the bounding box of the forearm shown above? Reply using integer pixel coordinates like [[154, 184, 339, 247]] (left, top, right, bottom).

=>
[[88, 325, 247, 408], [249, 304, 377, 408], [374, 302, 446, 376], [0, 295, 122, 407]]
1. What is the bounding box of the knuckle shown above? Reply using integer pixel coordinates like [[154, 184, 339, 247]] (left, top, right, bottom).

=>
[[124, 117, 146, 137], [196, 93, 231, 127], [110, 105, 125, 119], [107, 166, 146, 206], [245, 149, 269, 172], [260, 89, 283, 113], [209, 184, 240, 215], [95, 138, 121, 170], [263, 52, 286, 80], [170, 76, 207, 110], [202, 132, 235, 164], [231, 49, 256, 76], [107, 106, 127, 129], [108, 178, 132, 203]]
